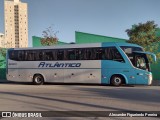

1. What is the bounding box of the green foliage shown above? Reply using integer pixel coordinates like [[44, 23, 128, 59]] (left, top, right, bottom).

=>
[[126, 21, 160, 61], [0, 48, 6, 57], [41, 26, 59, 46], [0, 48, 6, 67], [41, 37, 58, 46]]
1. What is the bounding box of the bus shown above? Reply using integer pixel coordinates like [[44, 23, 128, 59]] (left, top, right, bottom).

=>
[[6, 42, 156, 86]]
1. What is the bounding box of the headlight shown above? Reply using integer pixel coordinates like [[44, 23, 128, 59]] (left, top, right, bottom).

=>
[[148, 74, 152, 85]]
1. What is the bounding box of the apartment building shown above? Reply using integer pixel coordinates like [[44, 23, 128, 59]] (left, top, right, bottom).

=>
[[4, 0, 28, 48]]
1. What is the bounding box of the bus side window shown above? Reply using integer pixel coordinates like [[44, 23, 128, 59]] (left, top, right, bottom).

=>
[[45, 50, 54, 60], [75, 49, 79, 60], [91, 48, 97, 60], [78, 49, 85, 60], [97, 48, 103, 60], [104, 48, 112, 60], [53, 50, 57, 60], [24, 51, 36, 61], [68, 49, 75, 60], [110, 47, 124, 62], [12, 51, 18, 61], [9, 51, 15, 60], [18, 51, 24, 61], [57, 50, 64, 60], [94, 48, 99, 60], [85, 49, 92, 60], [38, 51, 43, 61], [100, 48, 106, 60], [24, 51, 28, 61], [28, 52, 33, 61]]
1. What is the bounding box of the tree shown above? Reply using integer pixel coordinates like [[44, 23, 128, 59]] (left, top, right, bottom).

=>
[[126, 21, 160, 61], [0, 48, 6, 67], [41, 26, 59, 46]]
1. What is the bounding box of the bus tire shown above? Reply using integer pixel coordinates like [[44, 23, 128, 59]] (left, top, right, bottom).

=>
[[111, 75, 123, 86], [33, 74, 44, 85]]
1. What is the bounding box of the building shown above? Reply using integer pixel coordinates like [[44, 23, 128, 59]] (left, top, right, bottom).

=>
[[4, 0, 28, 48], [32, 32, 127, 47], [75, 31, 126, 44], [0, 33, 5, 48]]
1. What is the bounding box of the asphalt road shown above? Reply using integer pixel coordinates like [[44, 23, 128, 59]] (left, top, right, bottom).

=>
[[0, 83, 160, 120]]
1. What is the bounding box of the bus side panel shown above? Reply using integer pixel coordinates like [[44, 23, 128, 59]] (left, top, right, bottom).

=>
[[63, 69, 101, 83], [46, 69, 64, 83], [101, 60, 136, 85], [63, 60, 101, 84], [7, 68, 33, 82], [134, 69, 151, 85]]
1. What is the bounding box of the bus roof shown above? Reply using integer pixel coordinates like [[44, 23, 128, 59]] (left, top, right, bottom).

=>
[[9, 42, 142, 50]]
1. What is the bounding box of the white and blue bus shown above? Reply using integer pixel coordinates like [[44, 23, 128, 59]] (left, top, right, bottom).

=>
[[6, 42, 156, 86]]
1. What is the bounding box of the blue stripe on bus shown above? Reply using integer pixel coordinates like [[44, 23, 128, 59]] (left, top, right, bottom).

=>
[[101, 42, 117, 84], [101, 43, 107, 84]]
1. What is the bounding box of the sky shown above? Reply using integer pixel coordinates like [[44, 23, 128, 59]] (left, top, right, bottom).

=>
[[0, 0, 160, 47]]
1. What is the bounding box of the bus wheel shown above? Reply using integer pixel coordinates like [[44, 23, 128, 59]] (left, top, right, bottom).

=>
[[33, 74, 44, 85], [111, 75, 123, 86]]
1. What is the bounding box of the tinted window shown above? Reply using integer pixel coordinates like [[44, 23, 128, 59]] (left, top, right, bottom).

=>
[[9, 50, 18, 61], [25, 51, 36, 61], [108, 47, 124, 62], [57, 50, 64, 60], [8, 47, 124, 62], [121, 46, 143, 65]]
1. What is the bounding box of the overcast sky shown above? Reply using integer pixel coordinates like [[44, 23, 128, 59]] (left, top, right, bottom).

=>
[[0, 0, 160, 47]]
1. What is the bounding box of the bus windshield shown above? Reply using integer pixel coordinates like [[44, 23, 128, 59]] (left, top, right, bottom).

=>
[[120, 46, 150, 71], [134, 53, 149, 71]]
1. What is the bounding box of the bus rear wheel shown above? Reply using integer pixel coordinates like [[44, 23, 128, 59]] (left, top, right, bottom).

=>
[[33, 74, 44, 85], [111, 75, 123, 86]]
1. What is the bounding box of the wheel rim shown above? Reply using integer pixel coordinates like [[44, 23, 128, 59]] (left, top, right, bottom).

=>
[[114, 77, 121, 85], [35, 76, 42, 83]]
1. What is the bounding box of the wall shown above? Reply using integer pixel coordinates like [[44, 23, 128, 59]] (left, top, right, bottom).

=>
[[156, 28, 160, 37], [76, 31, 127, 43], [150, 29, 160, 80]]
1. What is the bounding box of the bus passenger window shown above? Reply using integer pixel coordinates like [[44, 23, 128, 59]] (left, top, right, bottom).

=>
[[52, 50, 57, 60], [67, 49, 75, 60], [110, 47, 124, 62], [75, 49, 79, 60], [38, 51, 46, 61], [103, 47, 124, 62], [18, 51, 24, 61], [9, 51, 15, 60], [57, 50, 64, 60], [28, 53, 32, 60], [78, 49, 85, 60], [45, 50, 54, 60], [85, 49, 92, 60], [98, 49, 103, 60], [10, 51, 18, 61], [91, 48, 98, 60]]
